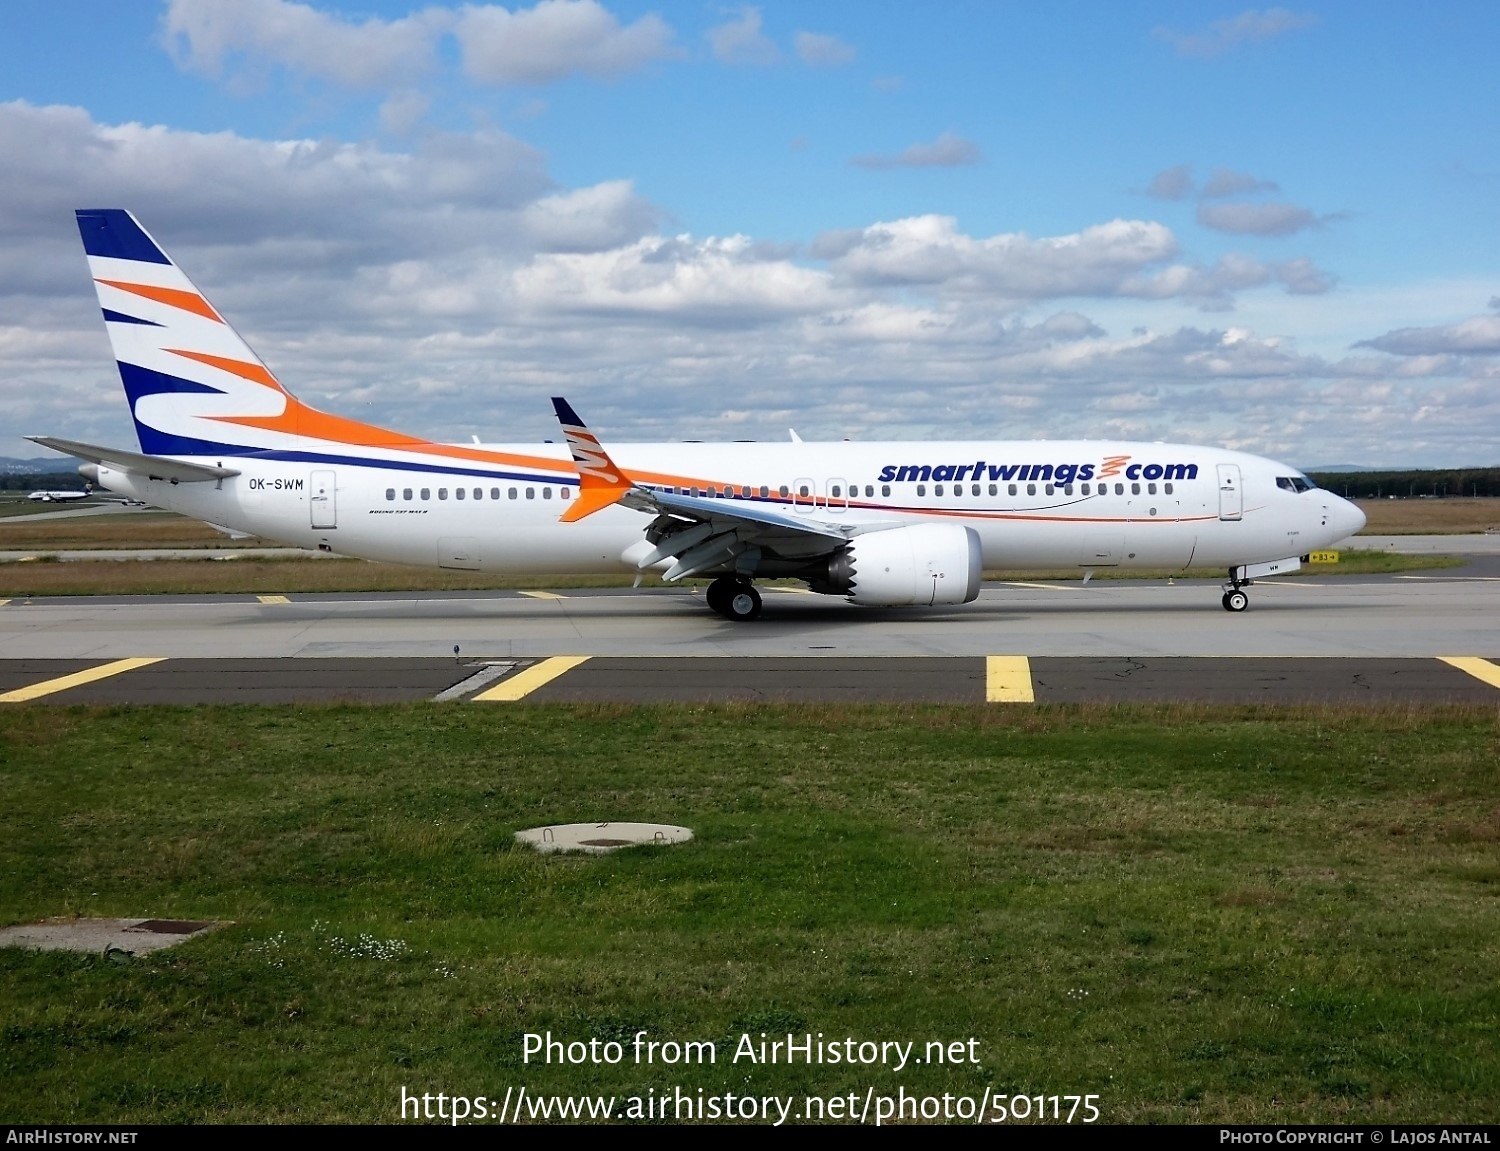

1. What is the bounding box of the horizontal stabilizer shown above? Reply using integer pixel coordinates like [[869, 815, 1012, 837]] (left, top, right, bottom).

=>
[[26, 436, 240, 483]]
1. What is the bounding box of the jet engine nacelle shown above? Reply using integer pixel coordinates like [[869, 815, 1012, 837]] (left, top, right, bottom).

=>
[[827, 523, 983, 606]]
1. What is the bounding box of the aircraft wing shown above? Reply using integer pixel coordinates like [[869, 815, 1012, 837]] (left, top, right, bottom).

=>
[[551, 397, 899, 581], [26, 436, 240, 483]]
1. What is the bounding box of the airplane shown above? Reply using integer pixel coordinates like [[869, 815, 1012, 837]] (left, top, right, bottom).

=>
[[29, 208, 1366, 621], [26, 486, 92, 502]]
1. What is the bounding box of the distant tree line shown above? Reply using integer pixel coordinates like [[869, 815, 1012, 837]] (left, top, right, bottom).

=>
[[0, 471, 88, 492], [1308, 468, 1500, 499]]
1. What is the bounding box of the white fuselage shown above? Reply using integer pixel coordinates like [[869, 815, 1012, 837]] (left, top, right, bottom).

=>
[[94, 438, 1365, 578]]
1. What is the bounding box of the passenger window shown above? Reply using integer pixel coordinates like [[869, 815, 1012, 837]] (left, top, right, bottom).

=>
[[779, 486, 789, 498], [508, 487, 517, 500], [798, 485, 809, 497], [473, 488, 481, 500], [526, 487, 535, 499], [542, 487, 552, 499], [385, 488, 395, 501], [421, 488, 430, 500], [989, 484, 997, 496], [1027, 484, 1036, 496], [881, 485, 891, 497], [1082, 483, 1090, 495], [438, 488, 448, 500], [1046, 484, 1055, 496], [758, 486, 768, 498], [561, 488, 571, 500], [936, 484, 945, 496], [1064, 485, 1073, 495], [972, 484, 980, 496], [403, 488, 412, 501], [1115, 483, 1124, 495], [1164, 482, 1174, 495], [1009, 484, 1018, 496], [491, 488, 500, 500], [831, 485, 841, 498], [1131, 483, 1140, 495], [742, 486, 751, 498], [917, 484, 927, 497], [455, 487, 465, 500], [1148, 483, 1157, 495]]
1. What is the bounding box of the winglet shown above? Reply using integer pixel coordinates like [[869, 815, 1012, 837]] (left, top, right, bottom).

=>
[[551, 397, 633, 522]]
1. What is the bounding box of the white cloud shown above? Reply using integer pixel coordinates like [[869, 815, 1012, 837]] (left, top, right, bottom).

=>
[[521, 180, 660, 251], [1, 100, 1481, 465], [162, 0, 450, 89], [1145, 165, 1194, 201], [1200, 167, 1279, 198], [850, 132, 982, 171], [163, 0, 676, 90], [454, 0, 677, 85], [1154, 8, 1318, 59], [1358, 310, 1500, 356], [795, 31, 855, 68], [707, 7, 779, 66], [1197, 201, 1339, 237]]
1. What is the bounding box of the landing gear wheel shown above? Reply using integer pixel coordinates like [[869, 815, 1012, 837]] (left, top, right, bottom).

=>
[[724, 583, 762, 621], [1222, 589, 1249, 613], [705, 576, 732, 615]]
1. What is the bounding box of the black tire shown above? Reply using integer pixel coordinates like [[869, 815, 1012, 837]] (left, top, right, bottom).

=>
[[724, 583, 762, 621], [1223, 589, 1249, 613], [705, 576, 733, 615]]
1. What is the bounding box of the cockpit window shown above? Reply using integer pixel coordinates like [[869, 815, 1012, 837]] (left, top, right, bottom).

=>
[[1276, 475, 1317, 493]]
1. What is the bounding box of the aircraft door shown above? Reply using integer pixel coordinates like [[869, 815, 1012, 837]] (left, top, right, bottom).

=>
[[310, 469, 337, 529], [1217, 464, 1243, 521], [793, 477, 815, 515], [826, 477, 848, 514]]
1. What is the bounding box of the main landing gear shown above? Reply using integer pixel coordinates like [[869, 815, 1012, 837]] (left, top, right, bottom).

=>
[[706, 575, 762, 621]]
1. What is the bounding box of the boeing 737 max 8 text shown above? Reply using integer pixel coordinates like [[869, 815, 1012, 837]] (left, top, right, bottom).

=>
[[31, 209, 1366, 621]]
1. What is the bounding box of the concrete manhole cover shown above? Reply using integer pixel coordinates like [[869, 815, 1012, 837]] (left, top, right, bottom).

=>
[[516, 822, 693, 855], [0, 917, 225, 955]]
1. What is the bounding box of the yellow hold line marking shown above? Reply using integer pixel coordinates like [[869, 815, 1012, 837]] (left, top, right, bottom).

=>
[[256, 594, 290, 604], [1438, 656, 1500, 691], [0, 657, 166, 703], [986, 655, 1035, 703], [518, 590, 568, 600], [473, 656, 590, 701]]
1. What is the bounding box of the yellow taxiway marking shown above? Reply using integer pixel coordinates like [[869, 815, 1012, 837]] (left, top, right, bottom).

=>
[[256, 594, 290, 604], [518, 590, 568, 600], [0, 657, 167, 704], [1438, 656, 1500, 691], [997, 581, 1081, 592], [473, 656, 590, 701], [0, 599, 9, 608], [986, 655, 1035, 703], [766, 586, 816, 595]]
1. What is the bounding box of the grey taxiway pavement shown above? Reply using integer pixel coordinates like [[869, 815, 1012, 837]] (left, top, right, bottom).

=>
[[2, 564, 1499, 704]]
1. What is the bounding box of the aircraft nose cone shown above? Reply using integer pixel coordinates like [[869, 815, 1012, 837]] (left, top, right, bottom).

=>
[[1331, 496, 1366, 541]]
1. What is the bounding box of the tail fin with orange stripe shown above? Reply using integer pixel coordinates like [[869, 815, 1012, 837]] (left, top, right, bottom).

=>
[[75, 209, 415, 458]]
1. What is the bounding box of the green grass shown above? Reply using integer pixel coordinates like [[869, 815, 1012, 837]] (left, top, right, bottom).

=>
[[0, 548, 1466, 598], [2, 703, 1497, 1123]]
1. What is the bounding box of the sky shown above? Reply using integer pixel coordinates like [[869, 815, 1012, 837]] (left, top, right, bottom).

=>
[[3, 1, 1499, 467]]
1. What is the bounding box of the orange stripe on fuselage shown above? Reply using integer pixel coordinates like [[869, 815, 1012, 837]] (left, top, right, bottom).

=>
[[96, 279, 222, 322]]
